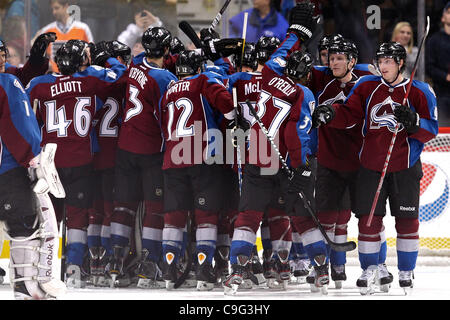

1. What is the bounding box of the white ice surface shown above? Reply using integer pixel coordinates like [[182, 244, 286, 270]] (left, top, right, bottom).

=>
[[1, 258, 449, 300]]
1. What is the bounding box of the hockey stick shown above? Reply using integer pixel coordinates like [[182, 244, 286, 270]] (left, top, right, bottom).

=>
[[366, 16, 430, 227], [179, 20, 203, 49], [246, 100, 356, 252], [232, 87, 243, 195], [238, 12, 248, 72], [174, 211, 193, 289], [209, 0, 232, 32]]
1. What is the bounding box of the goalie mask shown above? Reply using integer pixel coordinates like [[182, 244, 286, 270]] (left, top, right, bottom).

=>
[[55, 39, 88, 75], [142, 27, 172, 58], [285, 50, 313, 81]]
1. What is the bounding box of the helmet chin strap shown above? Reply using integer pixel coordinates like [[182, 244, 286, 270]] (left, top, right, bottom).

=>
[[334, 60, 354, 80], [383, 64, 401, 85]]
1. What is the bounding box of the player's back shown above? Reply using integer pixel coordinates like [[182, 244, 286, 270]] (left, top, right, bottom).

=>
[[27, 69, 117, 168], [118, 59, 178, 155], [160, 73, 234, 170], [249, 64, 300, 168]]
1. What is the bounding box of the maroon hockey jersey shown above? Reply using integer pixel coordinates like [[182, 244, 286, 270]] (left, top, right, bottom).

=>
[[26, 61, 127, 168], [159, 73, 235, 170], [118, 58, 178, 155], [310, 65, 373, 171], [329, 75, 438, 172]]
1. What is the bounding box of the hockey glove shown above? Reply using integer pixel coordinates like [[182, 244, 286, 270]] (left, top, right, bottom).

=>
[[29, 32, 56, 64], [91, 41, 113, 67], [287, 0, 316, 42], [312, 104, 335, 128], [227, 112, 251, 147], [170, 37, 185, 55], [394, 105, 420, 134], [288, 165, 312, 194]]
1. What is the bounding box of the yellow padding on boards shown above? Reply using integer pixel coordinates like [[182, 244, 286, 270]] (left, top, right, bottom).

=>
[[1, 237, 450, 259]]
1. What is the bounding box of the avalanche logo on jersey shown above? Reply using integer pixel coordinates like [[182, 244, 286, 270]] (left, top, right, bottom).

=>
[[369, 96, 402, 132], [419, 162, 449, 222]]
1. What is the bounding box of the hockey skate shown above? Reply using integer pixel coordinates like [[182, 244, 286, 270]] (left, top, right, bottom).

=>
[[330, 264, 346, 289], [250, 248, 266, 285], [376, 263, 393, 292], [162, 251, 179, 290], [309, 255, 329, 295], [135, 249, 165, 289], [88, 246, 107, 286], [222, 255, 248, 295], [399, 270, 414, 295], [196, 252, 216, 291], [262, 250, 279, 288], [214, 246, 230, 286], [108, 245, 131, 288], [357, 265, 378, 295], [290, 258, 310, 284]]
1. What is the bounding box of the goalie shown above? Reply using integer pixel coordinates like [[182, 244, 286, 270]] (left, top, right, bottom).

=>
[[0, 72, 66, 299]]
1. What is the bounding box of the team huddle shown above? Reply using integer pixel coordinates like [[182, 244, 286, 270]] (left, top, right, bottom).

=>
[[0, 1, 438, 299]]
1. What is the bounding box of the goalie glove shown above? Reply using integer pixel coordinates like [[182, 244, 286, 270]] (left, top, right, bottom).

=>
[[287, 0, 316, 42], [394, 105, 420, 134], [28, 143, 65, 198], [312, 104, 335, 128], [29, 32, 56, 64]]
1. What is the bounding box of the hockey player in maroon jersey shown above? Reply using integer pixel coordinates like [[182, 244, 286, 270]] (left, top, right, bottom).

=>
[[306, 37, 392, 289], [223, 1, 331, 294], [26, 39, 127, 288], [86, 40, 131, 287], [159, 50, 238, 291], [313, 41, 438, 294], [1, 33, 56, 86], [109, 27, 178, 288]]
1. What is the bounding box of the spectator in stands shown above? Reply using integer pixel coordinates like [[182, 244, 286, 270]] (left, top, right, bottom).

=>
[[4, 0, 40, 37], [391, 21, 418, 78], [34, 0, 94, 72], [228, 0, 289, 42], [117, 6, 163, 49], [426, 2, 450, 127]]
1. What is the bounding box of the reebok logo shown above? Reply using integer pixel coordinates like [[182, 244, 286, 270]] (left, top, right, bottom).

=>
[[400, 206, 416, 211], [302, 171, 311, 177]]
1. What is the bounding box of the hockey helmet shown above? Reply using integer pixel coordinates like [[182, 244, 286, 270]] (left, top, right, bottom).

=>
[[142, 27, 172, 58], [176, 50, 204, 76], [328, 38, 358, 62], [236, 42, 257, 71], [375, 41, 407, 68], [255, 36, 281, 63], [55, 39, 88, 75], [285, 50, 314, 81], [110, 40, 131, 65]]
